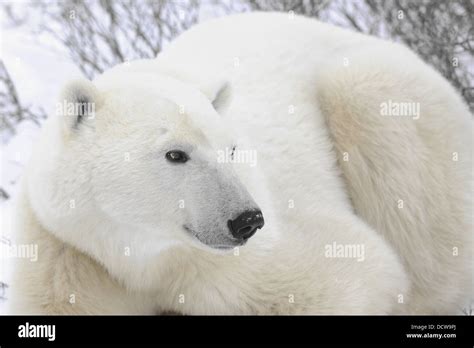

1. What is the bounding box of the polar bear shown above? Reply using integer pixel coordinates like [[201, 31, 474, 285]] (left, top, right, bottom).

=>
[[9, 12, 471, 314]]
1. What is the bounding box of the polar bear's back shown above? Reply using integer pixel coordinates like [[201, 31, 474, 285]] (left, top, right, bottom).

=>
[[317, 43, 472, 313]]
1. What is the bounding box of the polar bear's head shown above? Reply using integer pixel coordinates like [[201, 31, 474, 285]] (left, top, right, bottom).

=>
[[26, 61, 265, 287]]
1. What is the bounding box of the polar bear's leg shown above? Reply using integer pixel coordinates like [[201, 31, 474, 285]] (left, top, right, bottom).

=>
[[288, 214, 409, 314], [317, 43, 472, 314]]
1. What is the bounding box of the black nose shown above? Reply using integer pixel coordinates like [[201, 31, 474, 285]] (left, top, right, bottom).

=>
[[228, 210, 265, 240]]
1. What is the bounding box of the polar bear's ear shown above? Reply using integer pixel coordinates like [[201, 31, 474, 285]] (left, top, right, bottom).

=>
[[57, 79, 100, 132], [211, 83, 232, 114], [201, 80, 232, 115]]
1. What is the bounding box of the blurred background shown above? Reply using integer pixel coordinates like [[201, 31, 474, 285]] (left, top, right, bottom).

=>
[[0, 0, 473, 313]]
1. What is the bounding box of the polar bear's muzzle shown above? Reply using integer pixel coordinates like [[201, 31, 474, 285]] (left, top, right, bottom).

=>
[[227, 209, 264, 241], [183, 208, 264, 250]]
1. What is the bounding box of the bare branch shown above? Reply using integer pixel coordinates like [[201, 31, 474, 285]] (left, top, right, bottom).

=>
[[0, 60, 46, 138]]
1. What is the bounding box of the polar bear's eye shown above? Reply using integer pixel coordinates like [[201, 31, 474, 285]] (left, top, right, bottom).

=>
[[231, 145, 236, 160], [165, 150, 188, 163]]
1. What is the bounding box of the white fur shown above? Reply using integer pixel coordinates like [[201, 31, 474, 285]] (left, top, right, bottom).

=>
[[9, 13, 470, 314]]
